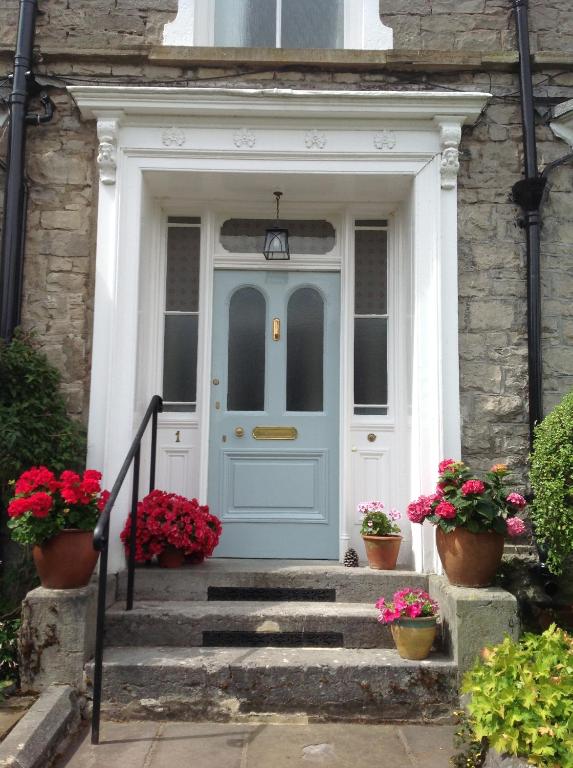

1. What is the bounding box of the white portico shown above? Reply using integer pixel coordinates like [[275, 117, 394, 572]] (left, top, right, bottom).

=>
[[69, 87, 489, 572]]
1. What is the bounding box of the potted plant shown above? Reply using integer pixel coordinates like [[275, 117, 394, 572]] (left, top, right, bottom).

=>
[[359, 501, 402, 570], [407, 460, 527, 587], [120, 489, 222, 568], [375, 588, 439, 660], [7, 466, 108, 589], [529, 389, 573, 576]]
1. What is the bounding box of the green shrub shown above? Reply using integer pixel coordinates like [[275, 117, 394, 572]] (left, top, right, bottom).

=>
[[462, 625, 573, 768], [0, 331, 86, 507], [530, 389, 573, 575]]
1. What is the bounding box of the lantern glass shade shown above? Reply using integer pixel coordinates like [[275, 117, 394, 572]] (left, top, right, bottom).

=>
[[263, 226, 290, 260]]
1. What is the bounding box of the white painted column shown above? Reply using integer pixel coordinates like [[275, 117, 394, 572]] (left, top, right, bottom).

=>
[[88, 138, 144, 572], [87, 118, 120, 480], [409, 157, 443, 573]]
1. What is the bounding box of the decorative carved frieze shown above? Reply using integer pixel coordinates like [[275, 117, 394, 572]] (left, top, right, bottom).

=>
[[161, 126, 186, 147], [96, 119, 118, 185], [373, 130, 396, 151], [437, 119, 463, 190], [305, 130, 327, 150], [233, 128, 256, 148]]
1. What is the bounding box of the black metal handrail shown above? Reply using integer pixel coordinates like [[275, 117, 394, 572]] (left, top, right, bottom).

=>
[[91, 394, 163, 745]]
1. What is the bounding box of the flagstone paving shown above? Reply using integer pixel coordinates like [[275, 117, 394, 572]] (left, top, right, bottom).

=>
[[59, 720, 458, 767]]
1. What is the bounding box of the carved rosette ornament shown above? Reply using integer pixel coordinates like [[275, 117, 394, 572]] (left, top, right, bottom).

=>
[[233, 128, 256, 148], [304, 130, 327, 150], [96, 119, 118, 185], [437, 120, 463, 190], [373, 130, 396, 151], [161, 127, 186, 147]]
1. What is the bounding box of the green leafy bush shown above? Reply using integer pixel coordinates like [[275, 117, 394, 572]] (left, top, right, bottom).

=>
[[0, 615, 20, 691], [462, 625, 573, 768], [0, 331, 86, 507], [530, 389, 573, 575]]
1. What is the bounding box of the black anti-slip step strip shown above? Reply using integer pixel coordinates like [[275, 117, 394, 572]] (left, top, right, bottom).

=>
[[202, 631, 344, 648], [207, 586, 336, 602]]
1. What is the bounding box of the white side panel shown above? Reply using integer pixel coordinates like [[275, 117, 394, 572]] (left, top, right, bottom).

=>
[[156, 422, 200, 499]]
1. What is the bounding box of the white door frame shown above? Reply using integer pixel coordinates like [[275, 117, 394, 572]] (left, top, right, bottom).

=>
[[69, 86, 490, 572]]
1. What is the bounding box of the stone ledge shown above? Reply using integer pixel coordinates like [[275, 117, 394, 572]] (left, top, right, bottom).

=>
[[429, 575, 519, 677], [2, 46, 572, 72], [0, 685, 80, 768]]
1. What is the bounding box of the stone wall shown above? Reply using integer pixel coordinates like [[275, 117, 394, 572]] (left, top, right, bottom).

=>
[[1, 1, 572, 53]]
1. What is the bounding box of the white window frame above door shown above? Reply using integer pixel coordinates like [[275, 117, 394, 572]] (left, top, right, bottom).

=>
[[163, 0, 393, 50]]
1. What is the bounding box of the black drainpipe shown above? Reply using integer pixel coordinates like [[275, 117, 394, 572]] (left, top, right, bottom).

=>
[[511, 0, 546, 449], [0, 0, 38, 341]]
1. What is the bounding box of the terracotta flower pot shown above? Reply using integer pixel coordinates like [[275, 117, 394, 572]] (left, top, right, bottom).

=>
[[361, 535, 402, 570], [157, 547, 186, 568], [32, 529, 99, 589], [391, 616, 437, 660], [436, 527, 505, 587]]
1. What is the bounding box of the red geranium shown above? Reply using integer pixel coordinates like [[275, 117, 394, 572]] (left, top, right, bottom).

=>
[[120, 490, 222, 563], [7, 466, 107, 546]]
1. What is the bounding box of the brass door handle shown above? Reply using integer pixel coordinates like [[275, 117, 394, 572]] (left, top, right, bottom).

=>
[[234, 426, 245, 438]]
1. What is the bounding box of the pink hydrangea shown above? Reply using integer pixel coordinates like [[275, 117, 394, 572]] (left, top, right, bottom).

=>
[[461, 479, 485, 496], [506, 517, 526, 537], [506, 492, 527, 508], [435, 501, 457, 519], [438, 458, 457, 474], [407, 495, 434, 524]]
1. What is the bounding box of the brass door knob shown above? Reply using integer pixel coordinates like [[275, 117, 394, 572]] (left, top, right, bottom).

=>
[[234, 426, 245, 438]]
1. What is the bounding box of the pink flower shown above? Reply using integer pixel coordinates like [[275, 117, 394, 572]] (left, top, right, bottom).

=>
[[461, 479, 485, 496], [435, 501, 457, 520], [506, 492, 527, 508], [438, 459, 457, 474], [407, 495, 433, 524], [506, 517, 526, 537]]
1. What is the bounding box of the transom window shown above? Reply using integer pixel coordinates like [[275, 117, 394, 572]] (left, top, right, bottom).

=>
[[215, 0, 343, 49]]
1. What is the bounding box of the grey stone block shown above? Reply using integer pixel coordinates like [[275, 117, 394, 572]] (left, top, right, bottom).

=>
[[105, 599, 396, 649], [429, 575, 519, 677], [19, 585, 97, 693], [118, 561, 429, 604], [484, 749, 532, 767], [88, 646, 458, 723], [0, 685, 80, 768]]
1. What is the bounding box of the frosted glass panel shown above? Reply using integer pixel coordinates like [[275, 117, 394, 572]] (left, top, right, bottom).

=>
[[228, 288, 266, 411], [354, 318, 388, 406], [282, 0, 343, 49], [287, 288, 324, 412], [355, 229, 387, 315], [214, 0, 276, 47], [166, 227, 200, 312], [220, 219, 335, 254], [163, 315, 198, 404]]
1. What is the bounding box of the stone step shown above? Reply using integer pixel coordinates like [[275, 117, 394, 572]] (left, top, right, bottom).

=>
[[90, 646, 457, 723], [105, 600, 411, 649], [119, 560, 428, 604]]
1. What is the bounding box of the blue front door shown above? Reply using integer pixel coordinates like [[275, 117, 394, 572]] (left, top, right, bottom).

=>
[[208, 270, 340, 558]]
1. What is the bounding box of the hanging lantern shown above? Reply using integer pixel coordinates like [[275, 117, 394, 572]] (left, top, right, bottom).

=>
[[263, 191, 290, 260]]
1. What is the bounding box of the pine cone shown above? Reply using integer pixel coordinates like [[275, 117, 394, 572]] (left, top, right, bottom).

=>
[[343, 547, 359, 567]]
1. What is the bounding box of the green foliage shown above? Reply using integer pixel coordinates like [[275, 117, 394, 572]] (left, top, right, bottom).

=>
[[0, 331, 86, 506], [450, 710, 486, 768], [0, 616, 20, 691], [530, 389, 573, 575], [359, 511, 400, 537], [462, 625, 573, 768]]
